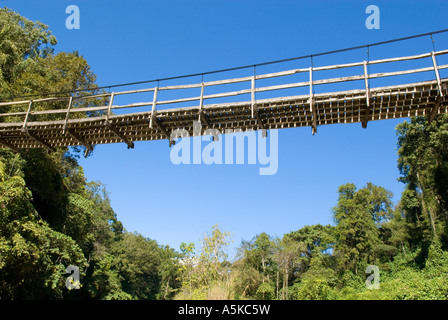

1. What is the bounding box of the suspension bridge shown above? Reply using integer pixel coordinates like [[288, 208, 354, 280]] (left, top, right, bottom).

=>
[[0, 38, 447, 156]]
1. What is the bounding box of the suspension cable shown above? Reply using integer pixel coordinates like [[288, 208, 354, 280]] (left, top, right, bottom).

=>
[[8, 28, 448, 100]]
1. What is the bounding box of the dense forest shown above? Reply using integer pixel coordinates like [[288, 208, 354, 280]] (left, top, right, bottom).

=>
[[1, 8, 448, 300]]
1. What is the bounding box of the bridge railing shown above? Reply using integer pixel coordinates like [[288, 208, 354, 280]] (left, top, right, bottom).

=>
[[1, 49, 447, 129]]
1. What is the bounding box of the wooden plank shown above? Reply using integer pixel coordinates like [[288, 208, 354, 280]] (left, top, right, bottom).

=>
[[0, 111, 28, 117], [368, 64, 448, 80], [114, 87, 155, 96], [0, 96, 68, 107], [204, 76, 253, 87], [159, 83, 202, 91], [368, 51, 432, 65]]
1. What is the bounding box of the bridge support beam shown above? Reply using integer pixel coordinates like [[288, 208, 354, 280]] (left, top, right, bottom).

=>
[[198, 111, 219, 141], [105, 122, 134, 149], [67, 129, 94, 157], [198, 110, 212, 130], [20, 99, 56, 152], [428, 96, 443, 124], [255, 109, 267, 138], [152, 116, 175, 147], [0, 136, 18, 153], [25, 130, 56, 152]]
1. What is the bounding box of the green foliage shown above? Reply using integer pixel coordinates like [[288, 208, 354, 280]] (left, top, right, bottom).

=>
[[110, 232, 162, 300], [175, 225, 233, 300], [396, 115, 448, 244], [2, 7, 448, 301], [0, 151, 87, 299], [255, 282, 275, 300], [0, 7, 56, 95], [332, 183, 393, 273]]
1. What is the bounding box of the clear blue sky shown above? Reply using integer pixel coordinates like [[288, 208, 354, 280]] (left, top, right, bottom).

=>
[[6, 0, 448, 258]]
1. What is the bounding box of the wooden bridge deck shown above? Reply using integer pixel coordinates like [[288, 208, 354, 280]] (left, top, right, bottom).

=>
[[0, 49, 447, 154]]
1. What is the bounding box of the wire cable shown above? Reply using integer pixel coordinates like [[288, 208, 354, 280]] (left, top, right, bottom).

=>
[[8, 28, 448, 100]]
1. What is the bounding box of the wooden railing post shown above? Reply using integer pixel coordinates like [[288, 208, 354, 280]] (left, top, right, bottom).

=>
[[362, 60, 371, 128], [251, 76, 256, 118], [21, 100, 33, 132], [431, 51, 444, 98], [149, 86, 158, 129], [309, 67, 317, 135], [106, 92, 115, 124], [63, 96, 73, 134], [429, 51, 444, 123]]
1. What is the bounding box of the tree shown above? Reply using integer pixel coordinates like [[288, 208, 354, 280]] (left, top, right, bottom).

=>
[[0, 8, 127, 300], [332, 183, 393, 274], [157, 245, 182, 300], [234, 233, 277, 299], [198, 224, 232, 285], [0, 7, 56, 97], [273, 235, 306, 300], [396, 115, 448, 245], [110, 232, 162, 300], [237, 232, 276, 280], [175, 225, 232, 299], [286, 224, 335, 262], [0, 150, 87, 299]]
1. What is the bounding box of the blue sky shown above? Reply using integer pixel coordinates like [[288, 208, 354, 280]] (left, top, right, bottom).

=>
[[6, 0, 448, 258]]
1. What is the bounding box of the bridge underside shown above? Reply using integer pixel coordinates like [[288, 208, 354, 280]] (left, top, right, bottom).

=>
[[0, 79, 447, 152]]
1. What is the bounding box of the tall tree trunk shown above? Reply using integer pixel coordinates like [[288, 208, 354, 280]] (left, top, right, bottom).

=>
[[400, 240, 407, 257], [281, 270, 286, 300], [164, 279, 170, 300], [262, 257, 265, 283], [276, 271, 279, 300], [284, 266, 289, 300], [417, 172, 437, 236]]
